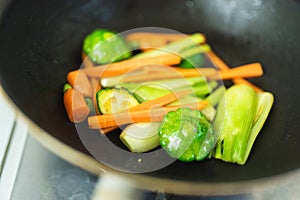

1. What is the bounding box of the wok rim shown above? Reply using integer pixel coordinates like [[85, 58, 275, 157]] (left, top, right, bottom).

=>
[[1, 86, 299, 196]]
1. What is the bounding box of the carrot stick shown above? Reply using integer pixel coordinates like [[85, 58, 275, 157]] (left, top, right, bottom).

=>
[[126, 32, 190, 43], [207, 51, 264, 92], [128, 89, 193, 111], [88, 100, 208, 129], [108, 67, 215, 83], [66, 70, 93, 97], [171, 67, 217, 78], [211, 63, 263, 80], [100, 127, 118, 134], [139, 37, 167, 50], [206, 51, 229, 70], [64, 88, 90, 123], [81, 52, 181, 78], [172, 63, 262, 80], [100, 63, 262, 86]]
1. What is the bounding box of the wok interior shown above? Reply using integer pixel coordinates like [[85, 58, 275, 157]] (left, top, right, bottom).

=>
[[0, 0, 300, 183]]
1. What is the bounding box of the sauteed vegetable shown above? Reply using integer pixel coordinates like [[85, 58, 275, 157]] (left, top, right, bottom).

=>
[[62, 29, 274, 165], [159, 107, 215, 162], [212, 86, 274, 164], [83, 29, 131, 64]]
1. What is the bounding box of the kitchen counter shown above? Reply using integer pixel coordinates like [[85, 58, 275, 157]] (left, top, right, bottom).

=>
[[8, 134, 300, 200]]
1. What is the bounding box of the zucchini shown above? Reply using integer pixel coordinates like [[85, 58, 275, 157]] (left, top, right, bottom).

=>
[[96, 87, 139, 114]]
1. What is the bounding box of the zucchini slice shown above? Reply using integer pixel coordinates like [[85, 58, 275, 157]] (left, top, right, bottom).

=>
[[96, 87, 139, 114]]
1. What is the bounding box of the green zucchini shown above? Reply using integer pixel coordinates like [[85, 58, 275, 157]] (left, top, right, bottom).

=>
[[96, 87, 139, 114]]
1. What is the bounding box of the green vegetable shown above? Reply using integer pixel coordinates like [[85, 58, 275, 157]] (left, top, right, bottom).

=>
[[96, 87, 139, 114], [120, 122, 161, 153], [142, 78, 216, 98], [158, 107, 215, 162], [118, 79, 217, 103], [205, 85, 226, 107], [83, 29, 131, 64], [192, 81, 218, 97], [63, 83, 72, 93], [147, 77, 206, 90], [168, 95, 216, 122], [180, 54, 204, 68], [212, 84, 259, 165], [244, 92, 274, 162], [200, 105, 216, 122], [180, 44, 211, 58], [84, 97, 97, 115], [167, 94, 203, 106], [179, 45, 211, 68], [117, 82, 170, 102]]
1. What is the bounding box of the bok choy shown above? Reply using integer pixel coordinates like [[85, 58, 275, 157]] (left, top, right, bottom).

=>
[[212, 84, 274, 165]]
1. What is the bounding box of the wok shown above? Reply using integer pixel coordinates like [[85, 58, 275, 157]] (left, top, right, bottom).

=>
[[1, 0, 300, 195]]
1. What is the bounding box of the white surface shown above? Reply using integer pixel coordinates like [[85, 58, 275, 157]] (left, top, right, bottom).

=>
[[0, 91, 16, 170], [0, 90, 28, 200]]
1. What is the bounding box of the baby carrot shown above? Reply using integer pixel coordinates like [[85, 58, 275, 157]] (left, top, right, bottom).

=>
[[64, 88, 90, 123], [66, 70, 93, 97]]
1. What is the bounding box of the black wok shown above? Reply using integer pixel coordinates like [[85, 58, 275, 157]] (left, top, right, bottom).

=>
[[1, 0, 300, 195]]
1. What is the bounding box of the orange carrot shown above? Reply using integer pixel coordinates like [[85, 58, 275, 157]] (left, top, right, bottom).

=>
[[66, 70, 93, 97], [126, 32, 189, 43], [126, 32, 206, 51], [81, 52, 181, 78], [171, 67, 217, 78], [82, 53, 96, 69], [64, 88, 90, 123], [128, 89, 193, 111], [81, 52, 87, 61], [171, 64, 262, 80], [88, 101, 208, 129], [212, 63, 263, 80], [99, 63, 262, 86], [108, 67, 215, 83], [206, 51, 229, 70], [100, 127, 118, 134], [139, 37, 167, 50], [207, 51, 264, 92]]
